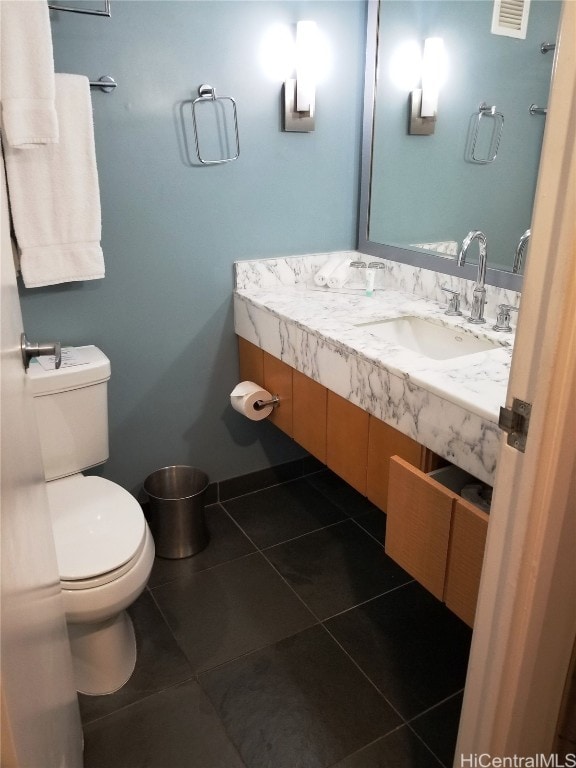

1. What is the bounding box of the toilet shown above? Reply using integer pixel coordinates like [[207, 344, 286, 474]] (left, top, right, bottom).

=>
[[28, 345, 155, 696]]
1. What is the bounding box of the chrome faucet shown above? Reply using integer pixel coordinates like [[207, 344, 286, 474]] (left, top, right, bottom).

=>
[[458, 230, 488, 324], [513, 229, 530, 274]]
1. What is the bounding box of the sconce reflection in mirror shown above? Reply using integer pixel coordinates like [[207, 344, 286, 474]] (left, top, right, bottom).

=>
[[409, 37, 446, 136], [284, 20, 317, 132]]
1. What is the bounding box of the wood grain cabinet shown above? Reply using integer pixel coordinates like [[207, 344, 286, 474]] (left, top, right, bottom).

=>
[[444, 498, 490, 627], [262, 352, 293, 437], [237, 336, 489, 626], [326, 392, 369, 494], [292, 369, 327, 464], [386, 457, 489, 626]]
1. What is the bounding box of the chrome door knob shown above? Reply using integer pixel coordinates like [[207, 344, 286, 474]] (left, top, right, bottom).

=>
[[20, 333, 62, 371]]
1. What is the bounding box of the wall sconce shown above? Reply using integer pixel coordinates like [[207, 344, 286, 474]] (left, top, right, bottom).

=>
[[409, 37, 445, 135], [284, 21, 317, 132]]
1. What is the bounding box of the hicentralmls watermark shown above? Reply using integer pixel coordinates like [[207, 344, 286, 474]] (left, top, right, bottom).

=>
[[459, 755, 576, 768]]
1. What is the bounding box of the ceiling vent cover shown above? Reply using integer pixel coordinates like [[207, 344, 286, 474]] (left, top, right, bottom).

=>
[[491, 0, 531, 39]]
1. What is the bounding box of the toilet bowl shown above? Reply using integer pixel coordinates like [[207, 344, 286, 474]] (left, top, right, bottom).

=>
[[28, 346, 155, 695], [46, 474, 154, 695]]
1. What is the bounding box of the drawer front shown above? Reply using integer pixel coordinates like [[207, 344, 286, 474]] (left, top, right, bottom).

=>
[[444, 498, 489, 627], [326, 391, 369, 494], [292, 369, 327, 463], [386, 456, 456, 600]]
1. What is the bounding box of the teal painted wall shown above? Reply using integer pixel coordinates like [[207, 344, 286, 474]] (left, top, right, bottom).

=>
[[370, 0, 561, 271], [20, 0, 366, 494]]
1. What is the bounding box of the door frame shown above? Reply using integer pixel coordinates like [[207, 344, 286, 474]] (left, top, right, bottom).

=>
[[456, 0, 576, 757]]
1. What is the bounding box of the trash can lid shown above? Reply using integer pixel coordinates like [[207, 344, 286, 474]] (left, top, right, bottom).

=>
[[47, 475, 146, 581]]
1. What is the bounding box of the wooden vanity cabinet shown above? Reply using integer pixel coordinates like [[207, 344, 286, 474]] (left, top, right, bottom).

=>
[[237, 336, 489, 626], [237, 337, 433, 496], [386, 456, 489, 626]]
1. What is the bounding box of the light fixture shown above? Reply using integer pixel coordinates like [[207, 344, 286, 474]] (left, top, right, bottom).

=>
[[284, 20, 317, 132], [409, 37, 446, 135]]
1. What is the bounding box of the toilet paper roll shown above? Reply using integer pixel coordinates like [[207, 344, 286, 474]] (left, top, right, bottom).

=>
[[230, 381, 274, 421]]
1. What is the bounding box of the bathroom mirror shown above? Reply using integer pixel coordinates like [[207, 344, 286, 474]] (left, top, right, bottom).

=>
[[358, 0, 561, 289]]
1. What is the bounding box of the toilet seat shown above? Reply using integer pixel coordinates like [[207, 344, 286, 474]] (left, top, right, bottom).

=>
[[47, 475, 146, 583], [60, 534, 147, 590]]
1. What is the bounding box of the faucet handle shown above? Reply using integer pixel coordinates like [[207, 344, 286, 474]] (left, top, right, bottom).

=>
[[493, 304, 519, 332], [350, 261, 367, 269], [441, 285, 463, 316]]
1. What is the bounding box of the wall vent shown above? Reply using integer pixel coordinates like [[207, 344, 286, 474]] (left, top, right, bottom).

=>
[[491, 0, 531, 39]]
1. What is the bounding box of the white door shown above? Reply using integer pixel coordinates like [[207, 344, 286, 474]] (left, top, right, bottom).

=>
[[0, 156, 83, 766]]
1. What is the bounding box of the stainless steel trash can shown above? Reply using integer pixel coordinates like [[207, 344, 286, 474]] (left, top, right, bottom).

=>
[[144, 466, 209, 559]]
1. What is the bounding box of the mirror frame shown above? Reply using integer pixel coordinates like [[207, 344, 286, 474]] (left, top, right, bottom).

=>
[[357, 0, 524, 292]]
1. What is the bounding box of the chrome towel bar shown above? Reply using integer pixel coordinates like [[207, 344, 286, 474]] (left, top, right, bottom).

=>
[[89, 76, 117, 93], [49, 0, 110, 17]]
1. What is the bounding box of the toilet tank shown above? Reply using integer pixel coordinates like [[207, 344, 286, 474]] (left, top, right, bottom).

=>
[[28, 346, 111, 481]]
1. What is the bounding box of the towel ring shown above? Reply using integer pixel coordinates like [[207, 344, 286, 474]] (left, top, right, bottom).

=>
[[191, 84, 240, 165]]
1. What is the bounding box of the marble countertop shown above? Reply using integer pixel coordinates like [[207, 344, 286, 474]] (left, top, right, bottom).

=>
[[234, 252, 517, 486]]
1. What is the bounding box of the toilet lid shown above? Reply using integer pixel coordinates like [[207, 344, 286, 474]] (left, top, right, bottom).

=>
[[47, 475, 146, 581]]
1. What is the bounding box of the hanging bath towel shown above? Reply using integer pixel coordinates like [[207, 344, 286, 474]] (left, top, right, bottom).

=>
[[0, 0, 59, 148], [4, 74, 105, 288]]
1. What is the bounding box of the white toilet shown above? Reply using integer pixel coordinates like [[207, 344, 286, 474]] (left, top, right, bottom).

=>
[[28, 346, 155, 696]]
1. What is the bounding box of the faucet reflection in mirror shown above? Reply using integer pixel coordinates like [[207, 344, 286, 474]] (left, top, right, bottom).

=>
[[361, 0, 561, 281], [513, 229, 531, 274], [458, 231, 488, 324]]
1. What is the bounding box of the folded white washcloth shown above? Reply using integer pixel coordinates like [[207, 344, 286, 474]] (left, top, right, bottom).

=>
[[327, 259, 352, 289], [4, 74, 105, 288], [313, 254, 348, 286], [0, 0, 59, 148]]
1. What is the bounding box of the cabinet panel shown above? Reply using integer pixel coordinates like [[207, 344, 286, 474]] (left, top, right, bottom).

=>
[[292, 370, 327, 463], [326, 392, 369, 494], [263, 351, 293, 437], [366, 416, 424, 512], [238, 337, 263, 385], [386, 456, 456, 600], [444, 498, 489, 627]]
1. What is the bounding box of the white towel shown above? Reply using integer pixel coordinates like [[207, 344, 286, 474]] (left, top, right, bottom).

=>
[[314, 254, 348, 286], [0, 0, 59, 148], [327, 258, 352, 289], [4, 74, 105, 288]]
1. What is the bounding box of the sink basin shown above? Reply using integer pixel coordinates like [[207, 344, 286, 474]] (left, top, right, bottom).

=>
[[354, 316, 498, 360]]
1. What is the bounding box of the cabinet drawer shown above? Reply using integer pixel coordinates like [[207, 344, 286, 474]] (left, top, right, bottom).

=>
[[292, 370, 327, 463], [444, 498, 488, 627], [326, 392, 369, 494], [386, 456, 456, 599], [387, 457, 490, 625]]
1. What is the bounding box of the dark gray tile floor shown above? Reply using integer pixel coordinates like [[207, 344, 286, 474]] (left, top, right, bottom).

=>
[[80, 469, 472, 768]]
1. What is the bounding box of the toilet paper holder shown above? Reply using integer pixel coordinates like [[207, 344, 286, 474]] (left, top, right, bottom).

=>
[[253, 395, 280, 411]]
